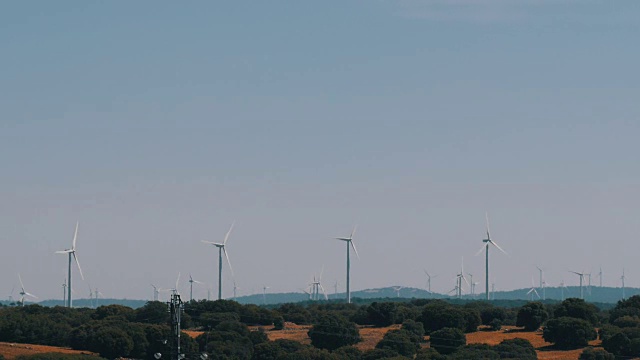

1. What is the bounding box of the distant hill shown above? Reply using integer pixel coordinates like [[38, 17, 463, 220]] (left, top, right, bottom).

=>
[[0, 285, 633, 308]]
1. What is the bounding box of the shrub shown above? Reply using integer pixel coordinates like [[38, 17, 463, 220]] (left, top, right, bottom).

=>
[[366, 302, 398, 327], [273, 316, 285, 330], [554, 298, 600, 326], [415, 348, 446, 360], [490, 318, 502, 331], [375, 329, 420, 357], [579, 347, 615, 360], [516, 302, 548, 331], [494, 338, 537, 359], [448, 344, 499, 360], [613, 316, 640, 328], [308, 314, 361, 350], [542, 317, 596, 348], [602, 331, 631, 356], [429, 327, 466, 355]]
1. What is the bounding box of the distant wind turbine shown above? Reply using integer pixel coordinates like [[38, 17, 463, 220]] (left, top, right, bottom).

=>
[[18, 274, 37, 306], [621, 268, 626, 300], [262, 286, 270, 305], [536, 266, 545, 300], [392, 286, 403, 298], [188, 274, 203, 302], [202, 222, 235, 300], [476, 213, 508, 301], [527, 278, 540, 301], [55, 222, 85, 308], [569, 270, 587, 299], [423, 270, 436, 294], [334, 226, 359, 304]]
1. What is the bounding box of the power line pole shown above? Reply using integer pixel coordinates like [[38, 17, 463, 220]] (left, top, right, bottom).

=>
[[168, 293, 184, 360]]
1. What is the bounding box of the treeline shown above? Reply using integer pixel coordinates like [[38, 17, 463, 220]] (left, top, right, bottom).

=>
[[4, 295, 640, 359]]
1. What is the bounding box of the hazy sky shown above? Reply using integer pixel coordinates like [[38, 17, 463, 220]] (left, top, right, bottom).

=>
[[2, 1, 640, 302]]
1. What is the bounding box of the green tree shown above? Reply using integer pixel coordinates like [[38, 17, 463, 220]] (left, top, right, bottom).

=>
[[448, 344, 499, 360], [415, 348, 446, 360], [542, 317, 596, 348], [493, 338, 537, 359], [366, 302, 398, 327], [375, 330, 420, 357], [429, 327, 466, 355], [308, 314, 361, 350], [553, 298, 599, 326], [516, 302, 548, 331], [602, 331, 630, 356], [579, 347, 615, 360], [92, 327, 134, 359]]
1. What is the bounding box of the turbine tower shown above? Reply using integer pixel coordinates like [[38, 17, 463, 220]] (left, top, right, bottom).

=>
[[262, 286, 270, 305], [476, 213, 508, 301], [569, 270, 586, 299], [598, 267, 603, 287], [423, 270, 436, 294], [334, 226, 359, 304], [55, 222, 85, 308], [202, 222, 235, 300], [621, 268, 626, 300], [18, 274, 37, 306], [188, 274, 203, 302], [392, 286, 403, 298], [536, 266, 546, 300]]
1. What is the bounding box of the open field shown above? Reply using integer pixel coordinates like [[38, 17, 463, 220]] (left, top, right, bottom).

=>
[[262, 323, 605, 360], [0, 342, 97, 360], [0, 325, 607, 360]]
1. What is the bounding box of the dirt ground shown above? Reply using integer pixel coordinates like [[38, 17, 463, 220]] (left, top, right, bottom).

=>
[[0, 325, 609, 360], [263, 323, 605, 360], [0, 342, 97, 360]]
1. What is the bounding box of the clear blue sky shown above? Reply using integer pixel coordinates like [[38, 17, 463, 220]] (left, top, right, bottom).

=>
[[2, 1, 640, 301]]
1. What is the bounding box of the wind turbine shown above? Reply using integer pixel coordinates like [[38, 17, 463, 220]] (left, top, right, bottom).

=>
[[621, 268, 626, 300], [309, 266, 328, 301], [233, 281, 240, 300], [423, 270, 436, 294], [55, 222, 85, 308], [598, 267, 603, 287], [62, 278, 67, 306], [392, 286, 403, 298], [536, 266, 545, 300], [527, 278, 540, 301], [262, 286, 270, 305], [452, 257, 469, 298], [476, 213, 508, 301], [569, 270, 586, 299], [188, 274, 203, 302], [18, 274, 37, 306], [334, 226, 359, 304], [559, 280, 569, 301], [202, 222, 235, 300]]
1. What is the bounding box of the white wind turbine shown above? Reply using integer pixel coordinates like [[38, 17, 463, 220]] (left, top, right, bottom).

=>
[[527, 278, 540, 300], [569, 270, 587, 299], [423, 270, 436, 294], [621, 268, 626, 300], [262, 286, 270, 305], [392, 286, 404, 298], [559, 280, 569, 301], [202, 223, 235, 300], [55, 222, 85, 308], [450, 257, 468, 299], [334, 226, 359, 304], [18, 274, 37, 306], [475, 213, 508, 301], [188, 274, 203, 302], [536, 266, 546, 300]]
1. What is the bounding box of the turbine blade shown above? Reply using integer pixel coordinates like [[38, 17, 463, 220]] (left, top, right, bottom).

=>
[[489, 240, 508, 256], [223, 248, 234, 276], [350, 240, 360, 259], [485, 212, 491, 240], [73, 253, 85, 280], [319, 265, 324, 281], [72, 221, 79, 250], [223, 222, 235, 245], [335, 237, 350, 241], [350, 225, 358, 239], [475, 244, 487, 257], [55, 250, 72, 254], [175, 272, 181, 292], [201, 240, 216, 244], [18, 274, 25, 291], [25, 292, 38, 299]]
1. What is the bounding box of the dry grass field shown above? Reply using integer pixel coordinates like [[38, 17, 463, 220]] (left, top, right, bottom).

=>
[[0, 324, 609, 360], [0, 342, 97, 360], [261, 323, 605, 360]]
